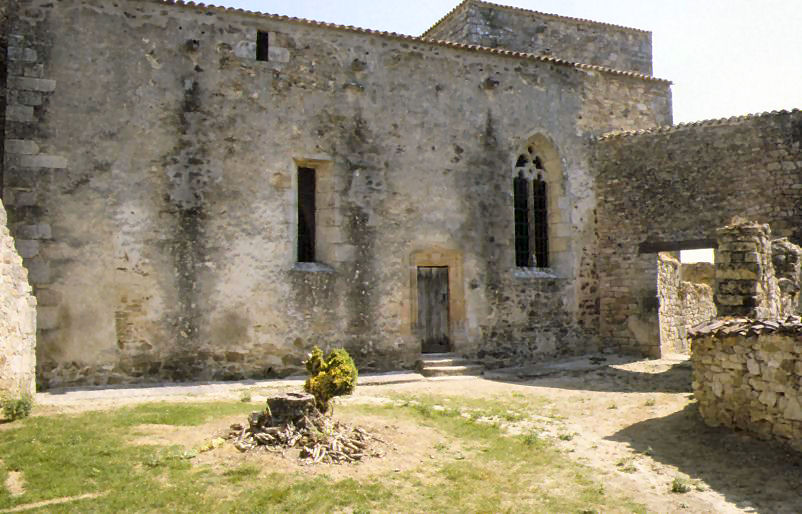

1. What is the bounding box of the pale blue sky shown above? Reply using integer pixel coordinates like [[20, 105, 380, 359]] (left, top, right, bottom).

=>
[[209, 0, 801, 124]]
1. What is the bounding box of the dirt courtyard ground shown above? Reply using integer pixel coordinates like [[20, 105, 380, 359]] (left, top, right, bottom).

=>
[[35, 355, 802, 513]]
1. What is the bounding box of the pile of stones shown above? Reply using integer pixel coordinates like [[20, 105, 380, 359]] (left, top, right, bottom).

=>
[[225, 392, 385, 464]]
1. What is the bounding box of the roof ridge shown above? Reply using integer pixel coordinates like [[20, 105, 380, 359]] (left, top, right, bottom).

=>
[[598, 108, 802, 140], [152, 0, 669, 84], [421, 0, 650, 38]]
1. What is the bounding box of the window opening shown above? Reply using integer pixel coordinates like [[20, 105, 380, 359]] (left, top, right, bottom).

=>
[[256, 31, 269, 61], [513, 173, 531, 267], [297, 167, 316, 262], [533, 176, 549, 267]]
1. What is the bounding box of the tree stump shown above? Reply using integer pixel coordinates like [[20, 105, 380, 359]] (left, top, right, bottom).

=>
[[266, 392, 318, 426]]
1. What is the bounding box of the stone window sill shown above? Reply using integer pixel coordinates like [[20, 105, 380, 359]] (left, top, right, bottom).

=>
[[292, 262, 335, 273], [512, 267, 559, 279]]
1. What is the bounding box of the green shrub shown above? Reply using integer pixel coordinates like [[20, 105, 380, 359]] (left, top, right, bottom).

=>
[[303, 346, 358, 412], [671, 476, 692, 493], [2, 392, 34, 421]]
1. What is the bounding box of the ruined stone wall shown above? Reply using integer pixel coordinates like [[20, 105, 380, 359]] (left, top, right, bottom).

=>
[[424, 0, 653, 75], [690, 320, 802, 452], [657, 253, 715, 354], [680, 262, 714, 287], [715, 221, 780, 319], [6, 0, 671, 387], [772, 238, 802, 316], [594, 110, 802, 355], [0, 199, 37, 396]]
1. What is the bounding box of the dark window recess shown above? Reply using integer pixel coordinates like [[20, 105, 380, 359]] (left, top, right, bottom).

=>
[[533, 177, 549, 267], [256, 31, 269, 61], [297, 167, 316, 262], [515, 154, 527, 168], [533, 155, 544, 170], [513, 174, 531, 267]]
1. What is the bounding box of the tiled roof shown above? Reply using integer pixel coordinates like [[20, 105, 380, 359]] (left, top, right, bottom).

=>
[[152, 0, 669, 84], [689, 316, 802, 339], [598, 108, 802, 140], [422, 0, 650, 39]]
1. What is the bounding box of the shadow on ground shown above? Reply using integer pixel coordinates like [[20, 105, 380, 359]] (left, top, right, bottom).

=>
[[487, 358, 692, 394], [608, 402, 802, 513]]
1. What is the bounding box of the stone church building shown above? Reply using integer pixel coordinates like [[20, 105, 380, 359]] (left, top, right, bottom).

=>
[[0, 0, 800, 390]]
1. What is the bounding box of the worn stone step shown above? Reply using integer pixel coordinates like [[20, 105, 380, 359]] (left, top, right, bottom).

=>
[[420, 364, 484, 377], [418, 355, 472, 367]]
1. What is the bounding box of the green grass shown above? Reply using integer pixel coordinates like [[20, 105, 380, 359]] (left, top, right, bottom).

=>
[[0, 397, 647, 513]]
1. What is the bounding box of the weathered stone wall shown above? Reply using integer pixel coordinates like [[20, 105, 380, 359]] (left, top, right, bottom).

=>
[[424, 0, 653, 75], [772, 238, 802, 316], [0, 199, 37, 396], [680, 262, 714, 287], [1, 0, 8, 198], [594, 110, 802, 355], [657, 253, 715, 354], [715, 220, 780, 319], [690, 319, 802, 452], [6, 0, 672, 387]]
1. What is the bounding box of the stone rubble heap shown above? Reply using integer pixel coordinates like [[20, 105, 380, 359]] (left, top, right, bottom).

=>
[[689, 316, 802, 451], [225, 392, 386, 464]]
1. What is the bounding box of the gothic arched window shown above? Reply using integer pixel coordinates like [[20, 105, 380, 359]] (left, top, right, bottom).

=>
[[513, 145, 549, 268]]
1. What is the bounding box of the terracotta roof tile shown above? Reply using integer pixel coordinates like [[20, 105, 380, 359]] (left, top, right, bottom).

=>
[[598, 108, 802, 140], [151, 0, 669, 84]]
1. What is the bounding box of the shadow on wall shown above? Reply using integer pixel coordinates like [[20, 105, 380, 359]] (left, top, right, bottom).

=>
[[607, 403, 802, 513]]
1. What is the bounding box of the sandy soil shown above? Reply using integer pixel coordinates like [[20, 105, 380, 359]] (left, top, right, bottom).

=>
[[128, 412, 461, 481], [24, 355, 802, 513]]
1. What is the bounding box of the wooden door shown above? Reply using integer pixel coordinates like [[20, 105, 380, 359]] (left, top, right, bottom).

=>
[[417, 266, 450, 353]]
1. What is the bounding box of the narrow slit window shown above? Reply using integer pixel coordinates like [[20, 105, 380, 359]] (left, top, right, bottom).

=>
[[513, 174, 531, 267], [533, 176, 548, 267], [297, 167, 316, 262], [256, 31, 269, 61]]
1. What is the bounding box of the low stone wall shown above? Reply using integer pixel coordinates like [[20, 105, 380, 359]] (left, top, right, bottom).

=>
[[690, 318, 802, 451], [0, 199, 37, 396]]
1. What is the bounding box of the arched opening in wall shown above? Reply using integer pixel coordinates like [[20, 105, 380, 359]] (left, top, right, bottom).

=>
[[638, 240, 717, 357], [511, 134, 568, 275]]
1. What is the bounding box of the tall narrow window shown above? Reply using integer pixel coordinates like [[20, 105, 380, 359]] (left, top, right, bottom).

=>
[[256, 31, 269, 62], [297, 167, 316, 262], [514, 142, 555, 269], [513, 173, 531, 267], [533, 176, 548, 267]]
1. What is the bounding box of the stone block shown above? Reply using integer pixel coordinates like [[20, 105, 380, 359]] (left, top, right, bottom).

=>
[[16, 224, 52, 240], [6, 105, 34, 123], [15, 91, 43, 106], [12, 191, 37, 207], [7, 47, 37, 63], [19, 155, 68, 169], [784, 397, 802, 422], [6, 140, 40, 155], [25, 260, 51, 284], [8, 76, 57, 93], [24, 64, 45, 78], [15, 240, 40, 259], [35, 288, 62, 306]]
